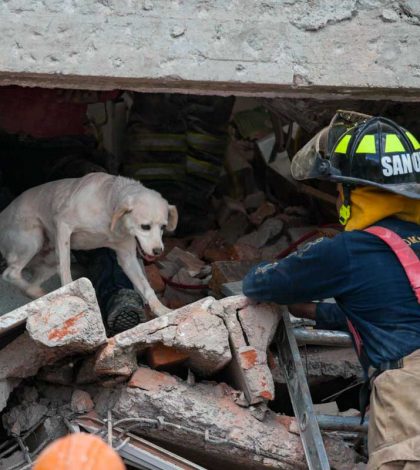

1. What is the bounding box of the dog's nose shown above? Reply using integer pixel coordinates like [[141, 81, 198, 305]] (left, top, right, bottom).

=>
[[153, 247, 163, 256]]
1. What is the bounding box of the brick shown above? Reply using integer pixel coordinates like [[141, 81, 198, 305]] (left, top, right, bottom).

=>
[[188, 230, 219, 258], [128, 366, 178, 391], [166, 247, 205, 276], [238, 218, 284, 248], [203, 244, 232, 263], [144, 264, 165, 293], [94, 339, 138, 378], [71, 389, 94, 413], [147, 344, 189, 369], [163, 237, 188, 257], [249, 201, 276, 226], [219, 212, 250, 244], [227, 243, 261, 262], [209, 260, 255, 297], [244, 191, 266, 211], [96, 297, 231, 377]]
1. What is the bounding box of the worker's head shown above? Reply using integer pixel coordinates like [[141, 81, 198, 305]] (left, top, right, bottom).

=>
[[291, 112, 420, 228], [33, 433, 126, 470]]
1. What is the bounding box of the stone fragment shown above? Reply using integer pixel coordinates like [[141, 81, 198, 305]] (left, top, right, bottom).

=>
[[249, 201, 276, 226], [228, 243, 261, 262], [95, 297, 231, 377], [156, 259, 179, 279], [188, 230, 219, 258], [166, 247, 205, 276], [0, 450, 25, 470], [98, 371, 357, 469], [23, 416, 67, 453], [220, 296, 281, 404], [219, 212, 250, 244], [71, 389, 94, 413], [128, 366, 178, 391], [209, 261, 255, 297], [162, 284, 203, 309], [171, 267, 206, 286], [244, 191, 266, 211], [0, 279, 106, 384], [261, 235, 289, 261], [94, 339, 138, 378], [144, 264, 166, 293], [216, 196, 247, 227], [3, 402, 48, 435], [238, 218, 284, 248], [147, 344, 189, 369]]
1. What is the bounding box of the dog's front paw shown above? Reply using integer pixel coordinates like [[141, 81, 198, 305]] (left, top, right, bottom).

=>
[[148, 299, 172, 317]]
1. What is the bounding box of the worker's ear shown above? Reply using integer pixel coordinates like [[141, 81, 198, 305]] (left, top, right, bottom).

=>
[[110, 206, 132, 232], [166, 205, 178, 232]]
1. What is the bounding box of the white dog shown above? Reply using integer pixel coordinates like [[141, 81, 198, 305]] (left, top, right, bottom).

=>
[[0, 173, 177, 317]]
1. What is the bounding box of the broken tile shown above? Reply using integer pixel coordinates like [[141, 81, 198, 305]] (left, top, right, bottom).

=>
[[147, 344, 189, 369]]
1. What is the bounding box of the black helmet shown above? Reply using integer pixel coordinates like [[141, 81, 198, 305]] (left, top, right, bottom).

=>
[[291, 111, 420, 200]]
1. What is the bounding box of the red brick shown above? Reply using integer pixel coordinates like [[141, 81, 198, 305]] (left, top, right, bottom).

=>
[[188, 231, 219, 258], [71, 389, 94, 413], [228, 243, 261, 262], [145, 264, 166, 293], [128, 366, 178, 391], [147, 344, 189, 369], [249, 201, 276, 226], [239, 348, 258, 369]]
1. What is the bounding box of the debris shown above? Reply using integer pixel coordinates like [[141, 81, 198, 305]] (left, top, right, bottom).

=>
[[38, 361, 75, 386], [238, 218, 284, 248], [220, 296, 280, 404], [228, 243, 261, 262], [95, 297, 231, 377], [209, 260, 256, 297], [244, 191, 266, 211], [144, 264, 165, 293], [3, 401, 48, 436], [188, 230, 219, 258], [147, 344, 189, 369], [165, 247, 205, 277], [249, 201, 276, 226], [71, 390, 94, 413]]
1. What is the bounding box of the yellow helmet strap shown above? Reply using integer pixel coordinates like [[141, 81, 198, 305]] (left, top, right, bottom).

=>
[[339, 184, 351, 225]]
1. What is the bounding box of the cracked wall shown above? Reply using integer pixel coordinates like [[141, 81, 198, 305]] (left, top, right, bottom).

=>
[[0, 1, 420, 99]]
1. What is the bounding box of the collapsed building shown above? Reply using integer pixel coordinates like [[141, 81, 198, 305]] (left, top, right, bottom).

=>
[[0, 1, 420, 469]]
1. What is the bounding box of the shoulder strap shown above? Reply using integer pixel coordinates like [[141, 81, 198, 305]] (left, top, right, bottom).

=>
[[364, 226, 420, 303]]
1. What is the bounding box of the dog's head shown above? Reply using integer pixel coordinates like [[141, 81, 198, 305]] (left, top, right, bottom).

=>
[[111, 190, 178, 262]]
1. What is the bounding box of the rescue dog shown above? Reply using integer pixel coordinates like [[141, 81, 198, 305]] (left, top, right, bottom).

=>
[[0, 173, 178, 317]]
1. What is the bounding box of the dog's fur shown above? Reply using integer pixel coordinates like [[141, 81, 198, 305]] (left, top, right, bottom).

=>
[[0, 173, 178, 316]]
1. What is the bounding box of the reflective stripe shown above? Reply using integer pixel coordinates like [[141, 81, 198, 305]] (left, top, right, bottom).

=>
[[356, 134, 376, 154], [406, 131, 420, 150], [128, 133, 187, 152], [385, 134, 405, 153], [334, 134, 351, 153], [124, 163, 186, 181], [186, 132, 227, 155], [186, 155, 222, 181]]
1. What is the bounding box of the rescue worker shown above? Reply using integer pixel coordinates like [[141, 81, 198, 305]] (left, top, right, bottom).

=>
[[243, 111, 420, 469]]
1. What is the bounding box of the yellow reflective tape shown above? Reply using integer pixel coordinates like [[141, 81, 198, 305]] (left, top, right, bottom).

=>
[[385, 134, 405, 153], [406, 131, 420, 150], [355, 134, 376, 154], [334, 134, 351, 154]]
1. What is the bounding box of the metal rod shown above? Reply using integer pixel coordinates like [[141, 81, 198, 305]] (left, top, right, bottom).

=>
[[316, 415, 368, 433], [293, 328, 352, 347]]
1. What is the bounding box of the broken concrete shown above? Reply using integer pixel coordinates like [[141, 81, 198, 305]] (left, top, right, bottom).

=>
[[71, 389, 94, 413], [238, 218, 284, 249], [0, 279, 106, 410], [95, 297, 231, 377], [97, 367, 357, 470], [220, 296, 281, 404]]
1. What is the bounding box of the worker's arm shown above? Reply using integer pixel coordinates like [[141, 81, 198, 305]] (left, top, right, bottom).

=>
[[243, 234, 352, 305], [288, 302, 349, 331]]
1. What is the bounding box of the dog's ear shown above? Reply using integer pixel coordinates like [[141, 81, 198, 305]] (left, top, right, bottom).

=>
[[110, 206, 132, 232], [166, 205, 178, 232]]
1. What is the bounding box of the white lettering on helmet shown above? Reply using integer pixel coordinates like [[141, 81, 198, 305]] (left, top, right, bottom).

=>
[[381, 156, 393, 176], [412, 152, 420, 172], [392, 154, 404, 175], [401, 153, 413, 173], [381, 152, 420, 176]]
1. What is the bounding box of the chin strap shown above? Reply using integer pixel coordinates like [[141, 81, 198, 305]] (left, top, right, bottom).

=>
[[339, 184, 352, 226]]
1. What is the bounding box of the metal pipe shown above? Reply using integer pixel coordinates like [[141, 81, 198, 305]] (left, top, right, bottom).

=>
[[316, 415, 368, 433], [293, 328, 352, 347]]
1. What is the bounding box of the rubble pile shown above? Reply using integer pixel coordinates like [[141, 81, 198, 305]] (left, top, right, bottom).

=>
[[0, 280, 361, 469]]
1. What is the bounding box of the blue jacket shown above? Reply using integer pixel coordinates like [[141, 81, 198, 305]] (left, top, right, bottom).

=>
[[242, 218, 420, 368]]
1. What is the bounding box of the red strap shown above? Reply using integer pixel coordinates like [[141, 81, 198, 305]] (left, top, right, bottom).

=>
[[364, 226, 420, 304], [346, 318, 363, 356]]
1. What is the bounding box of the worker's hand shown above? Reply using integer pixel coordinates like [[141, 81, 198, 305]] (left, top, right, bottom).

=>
[[288, 303, 317, 320]]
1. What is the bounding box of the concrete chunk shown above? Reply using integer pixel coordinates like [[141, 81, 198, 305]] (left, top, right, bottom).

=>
[[0, 279, 106, 386], [95, 297, 231, 377], [220, 296, 281, 405]]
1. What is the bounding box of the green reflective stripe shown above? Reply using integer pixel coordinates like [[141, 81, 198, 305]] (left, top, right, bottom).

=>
[[129, 133, 187, 152], [406, 131, 420, 150], [385, 134, 405, 153], [355, 134, 376, 154], [186, 155, 222, 182], [186, 132, 227, 155], [335, 134, 351, 154], [124, 163, 186, 181]]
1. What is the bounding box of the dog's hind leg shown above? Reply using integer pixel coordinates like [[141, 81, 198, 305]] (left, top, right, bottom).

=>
[[55, 222, 73, 286], [2, 229, 45, 298], [29, 249, 57, 291]]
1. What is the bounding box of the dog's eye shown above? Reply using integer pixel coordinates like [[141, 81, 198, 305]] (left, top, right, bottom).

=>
[[161, 224, 167, 231], [141, 224, 151, 231]]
